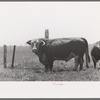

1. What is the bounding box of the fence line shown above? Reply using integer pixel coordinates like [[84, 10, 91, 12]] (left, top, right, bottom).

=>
[[45, 29, 49, 39], [3, 45, 16, 68], [11, 45, 16, 68], [3, 45, 7, 68], [3, 29, 48, 69]]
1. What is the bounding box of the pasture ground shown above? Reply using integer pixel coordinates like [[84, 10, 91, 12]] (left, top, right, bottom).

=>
[[0, 45, 100, 81]]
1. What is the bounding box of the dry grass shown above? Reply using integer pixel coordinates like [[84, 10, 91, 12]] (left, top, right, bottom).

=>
[[0, 44, 99, 81]]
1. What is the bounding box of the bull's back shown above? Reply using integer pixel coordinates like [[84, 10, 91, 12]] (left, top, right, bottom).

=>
[[46, 38, 87, 58], [91, 46, 100, 60]]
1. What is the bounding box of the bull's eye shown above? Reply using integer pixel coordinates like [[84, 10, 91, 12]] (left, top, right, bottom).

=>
[[36, 42, 40, 48]]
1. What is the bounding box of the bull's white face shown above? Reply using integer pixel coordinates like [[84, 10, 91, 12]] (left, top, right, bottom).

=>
[[27, 39, 45, 54]]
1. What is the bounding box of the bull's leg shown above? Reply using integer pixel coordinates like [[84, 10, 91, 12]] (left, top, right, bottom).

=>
[[92, 56, 97, 69], [86, 54, 89, 69], [45, 64, 49, 72], [93, 60, 96, 69], [92, 58, 97, 69], [73, 56, 79, 71], [49, 61, 53, 71], [79, 57, 84, 71]]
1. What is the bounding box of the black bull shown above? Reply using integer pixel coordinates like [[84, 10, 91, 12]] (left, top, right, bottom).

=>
[[27, 38, 90, 72], [91, 42, 100, 68]]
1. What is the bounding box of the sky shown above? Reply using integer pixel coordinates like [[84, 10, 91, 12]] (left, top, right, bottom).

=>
[[0, 2, 100, 45]]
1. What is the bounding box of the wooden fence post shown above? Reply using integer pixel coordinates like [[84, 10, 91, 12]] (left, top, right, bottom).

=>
[[11, 45, 16, 68], [3, 45, 7, 68], [45, 29, 49, 39]]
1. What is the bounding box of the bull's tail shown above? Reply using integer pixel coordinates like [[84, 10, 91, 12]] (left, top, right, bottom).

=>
[[81, 38, 90, 68], [85, 45, 90, 68]]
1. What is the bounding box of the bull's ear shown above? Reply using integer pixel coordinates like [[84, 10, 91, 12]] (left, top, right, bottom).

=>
[[40, 40, 45, 46], [26, 40, 31, 45]]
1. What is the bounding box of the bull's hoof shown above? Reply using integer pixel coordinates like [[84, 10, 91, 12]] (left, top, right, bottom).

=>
[[73, 68, 77, 71], [86, 66, 89, 68], [45, 69, 53, 73], [79, 68, 82, 71], [79, 67, 83, 71], [45, 69, 48, 72], [97, 68, 100, 70]]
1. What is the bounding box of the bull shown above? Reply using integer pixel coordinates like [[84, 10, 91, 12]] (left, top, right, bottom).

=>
[[27, 38, 90, 72], [91, 41, 100, 68]]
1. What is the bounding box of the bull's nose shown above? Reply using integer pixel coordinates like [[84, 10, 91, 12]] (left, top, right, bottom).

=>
[[32, 49, 37, 52]]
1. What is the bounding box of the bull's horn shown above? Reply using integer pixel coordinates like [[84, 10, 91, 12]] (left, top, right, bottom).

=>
[[41, 40, 45, 46], [26, 40, 31, 45]]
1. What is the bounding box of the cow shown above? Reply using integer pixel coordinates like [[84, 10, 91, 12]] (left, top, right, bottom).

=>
[[26, 38, 90, 72], [91, 41, 100, 68]]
